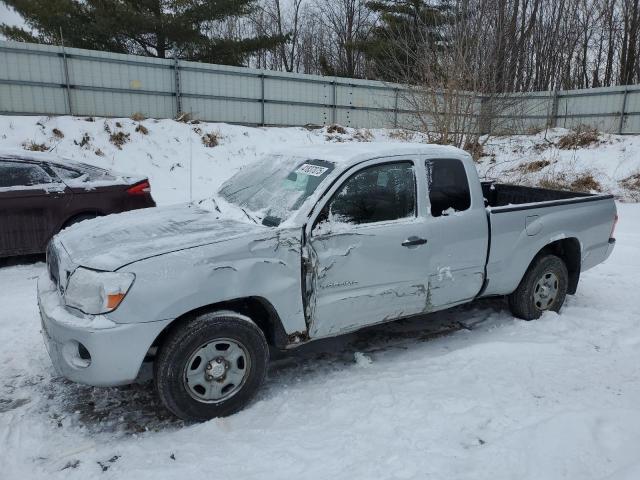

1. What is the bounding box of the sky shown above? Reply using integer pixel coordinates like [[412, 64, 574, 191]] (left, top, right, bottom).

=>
[[0, 3, 25, 31]]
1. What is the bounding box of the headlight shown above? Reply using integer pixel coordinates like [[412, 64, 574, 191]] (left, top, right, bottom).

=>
[[64, 268, 135, 315]]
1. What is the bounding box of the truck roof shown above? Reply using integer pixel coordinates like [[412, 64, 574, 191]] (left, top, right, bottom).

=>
[[270, 142, 467, 167]]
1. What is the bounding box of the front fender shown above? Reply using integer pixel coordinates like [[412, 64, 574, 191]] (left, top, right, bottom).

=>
[[107, 233, 307, 337]]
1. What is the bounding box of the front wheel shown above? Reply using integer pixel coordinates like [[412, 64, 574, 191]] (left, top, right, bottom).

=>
[[508, 254, 568, 320], [154, 311, 269, 421]]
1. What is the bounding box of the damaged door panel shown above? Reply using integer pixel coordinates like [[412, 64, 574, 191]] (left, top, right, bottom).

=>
[[307, 223, 433, 338], [304, 160, 433, 338]]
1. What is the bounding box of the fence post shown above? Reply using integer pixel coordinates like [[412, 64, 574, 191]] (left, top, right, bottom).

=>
[[550, 90, 559, 128], [260, 73, 265, 126], [478, 95, 491, 135], [332, 79, 337, 124], [174, 58, 182, 116], [393, 88, 399, 128], [59, 29, 73, 115], [618, 87, 629, 134]]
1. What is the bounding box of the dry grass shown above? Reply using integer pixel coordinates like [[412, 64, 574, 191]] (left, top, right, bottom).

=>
[[526, 125, 546, 135], [619, 172, 640, 199], [620, 172, 640, 190], [22, 141, 48, 152], [352, 129, 373, 142], [570, 173, 602, 192], [109, 131, 130, 149], [76, 132, 91, 148], [175, 112, 192, 123], [115, 121, 123, 128], [538, 177, 569, 191], [52, 128, 64, 139], [130, 112, 146, 121], [387, 129, 416, 142], [135, 124, 149, 135], [326, 124, 347, 134], [519, 159, 551, 173], [538, 171, 602, 193], [201, 132, 220, 147], [95, 148, 104, 157], [463, 140, 484, 161], [557, 126, 600, 149]]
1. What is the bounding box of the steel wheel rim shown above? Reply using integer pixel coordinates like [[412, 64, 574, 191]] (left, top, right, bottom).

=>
[[183, 337, 251, 403], [533, 271, 559, 310]]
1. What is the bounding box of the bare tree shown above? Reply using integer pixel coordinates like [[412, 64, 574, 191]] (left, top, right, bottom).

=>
[[315, 0, 374, 77], [252, 0, 305, 72]]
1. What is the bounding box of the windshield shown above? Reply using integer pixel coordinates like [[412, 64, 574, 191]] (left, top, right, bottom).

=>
[[218, 154, 335, 226]]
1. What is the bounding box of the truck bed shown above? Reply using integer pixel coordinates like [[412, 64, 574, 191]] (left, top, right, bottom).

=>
[[481, 182, 602, 210], [479, 181, 616, 298]]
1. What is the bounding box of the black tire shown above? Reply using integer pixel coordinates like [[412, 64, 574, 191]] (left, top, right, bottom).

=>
[[508, 254, 568, 320], [154, 311, 268, 421]]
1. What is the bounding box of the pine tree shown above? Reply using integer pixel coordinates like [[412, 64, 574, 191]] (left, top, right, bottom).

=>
[[1, 0, 284, 65], [359, 0, 453, 81]]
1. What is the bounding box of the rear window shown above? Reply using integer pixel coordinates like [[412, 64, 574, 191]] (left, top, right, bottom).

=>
[[50, 163, 116, 182], [426, 158, 471, 217], [0, 161, 53, 188]]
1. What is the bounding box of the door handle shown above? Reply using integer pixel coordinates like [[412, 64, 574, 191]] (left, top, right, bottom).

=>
[[401, 236, 428, 247]]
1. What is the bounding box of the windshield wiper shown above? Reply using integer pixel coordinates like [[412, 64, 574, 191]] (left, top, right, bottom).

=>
[[241, 208, 258, 224]]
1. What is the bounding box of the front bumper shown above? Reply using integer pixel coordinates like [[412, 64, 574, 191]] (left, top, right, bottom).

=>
[[38, 274, 172, 387]]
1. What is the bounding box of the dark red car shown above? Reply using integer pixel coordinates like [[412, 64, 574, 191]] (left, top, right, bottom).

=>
[[0, 151, 155, 258]]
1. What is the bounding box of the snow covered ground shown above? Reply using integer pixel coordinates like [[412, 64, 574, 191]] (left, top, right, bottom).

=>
[[1, 116, 640, 479], [1, 115, 640, 203], [0, 204, 638, 479]]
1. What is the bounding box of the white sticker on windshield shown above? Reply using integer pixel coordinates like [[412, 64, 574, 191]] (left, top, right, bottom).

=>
[[296, 164, 329, 177]]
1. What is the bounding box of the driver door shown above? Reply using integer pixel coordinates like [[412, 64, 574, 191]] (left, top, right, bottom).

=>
[[306, 159, 432, 339]]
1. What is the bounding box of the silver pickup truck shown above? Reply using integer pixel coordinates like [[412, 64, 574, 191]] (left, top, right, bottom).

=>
[[38, 143, 617, 421]]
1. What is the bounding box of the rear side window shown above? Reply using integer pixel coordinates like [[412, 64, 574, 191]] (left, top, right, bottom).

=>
[[323, 161, 416, 225], [50, 163, 116, 182], [0, 161, 53, 188], [426, 158, 471, 217], [50, 165, 83, 180]]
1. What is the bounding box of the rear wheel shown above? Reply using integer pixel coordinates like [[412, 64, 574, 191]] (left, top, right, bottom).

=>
[[508, 254, 568, 320], [154, 311, 268, 421]]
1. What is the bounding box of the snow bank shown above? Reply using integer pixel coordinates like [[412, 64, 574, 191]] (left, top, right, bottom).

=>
[[477, 128, 640, 200], [1, 116, 639, 205]]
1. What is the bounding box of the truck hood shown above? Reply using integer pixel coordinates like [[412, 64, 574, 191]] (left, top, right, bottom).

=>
[[56, 204, 265, 271]]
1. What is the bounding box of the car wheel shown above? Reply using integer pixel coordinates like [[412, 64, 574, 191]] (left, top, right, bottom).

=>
[[508, 254, 568, 320], [154, 311, 269, 421]]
